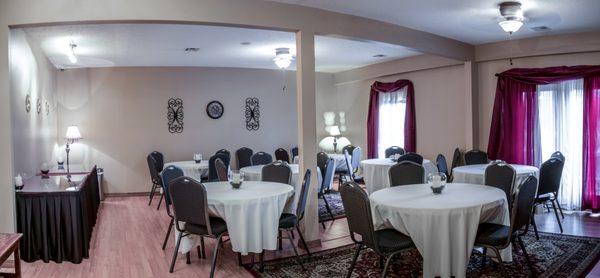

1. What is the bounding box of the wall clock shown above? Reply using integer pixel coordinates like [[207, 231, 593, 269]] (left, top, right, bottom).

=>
[[167, 98, 184, 133], [245, 98, 260, 131], [206, 101, 224, 119]]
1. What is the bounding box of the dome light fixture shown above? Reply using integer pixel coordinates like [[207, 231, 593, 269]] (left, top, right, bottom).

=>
[[273, 47, 293, 69], [498, 1, 524, 34], [67, 43, 78, 64]]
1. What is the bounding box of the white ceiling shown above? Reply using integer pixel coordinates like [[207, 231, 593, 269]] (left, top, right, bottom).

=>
[[23, 23, 421, 73], [270, 0, 600, 45]]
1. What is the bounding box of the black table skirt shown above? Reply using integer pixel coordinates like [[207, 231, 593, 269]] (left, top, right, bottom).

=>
[[16, 167, 100, 263]]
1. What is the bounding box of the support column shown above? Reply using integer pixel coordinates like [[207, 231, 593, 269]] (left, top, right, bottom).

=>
[[464, 61, 479, 150], [295, 29, 320, 243]]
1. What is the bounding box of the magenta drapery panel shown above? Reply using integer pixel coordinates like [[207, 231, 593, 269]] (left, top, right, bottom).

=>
[[367, 80, 416, 158], [583, 75, 600, 211]]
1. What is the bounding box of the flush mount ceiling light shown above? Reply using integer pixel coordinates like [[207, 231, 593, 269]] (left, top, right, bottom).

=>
[[273, 47, 293, 69], [184, 47, 200, 52], [67, 43, 77, 64], [498, 1, 524, 34]]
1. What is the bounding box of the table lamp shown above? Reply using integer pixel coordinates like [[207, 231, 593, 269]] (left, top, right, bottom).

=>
[[65, 125, 82, 172], [329, 125, 341, 153]]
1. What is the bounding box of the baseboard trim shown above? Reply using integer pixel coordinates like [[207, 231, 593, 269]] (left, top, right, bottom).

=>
[[104, 192, 149, 197]]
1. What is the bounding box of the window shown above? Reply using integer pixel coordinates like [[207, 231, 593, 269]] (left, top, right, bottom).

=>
[[377, 87, 406, 158], [537, 79, 584, 210]]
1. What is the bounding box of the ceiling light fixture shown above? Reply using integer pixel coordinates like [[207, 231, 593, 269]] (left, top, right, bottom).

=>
[[273, 47, 293, 69], [67, 43, 77, 64], [498, 1, 524, 34], [373, 54, 387, 58]]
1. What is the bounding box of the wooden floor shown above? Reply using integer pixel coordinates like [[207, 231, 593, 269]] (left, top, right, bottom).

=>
[[19, 195, 600, 277]]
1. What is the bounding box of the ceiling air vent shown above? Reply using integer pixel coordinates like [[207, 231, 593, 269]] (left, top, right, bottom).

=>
[[184, 47, 200, 52], [531, 26, 551, 32]]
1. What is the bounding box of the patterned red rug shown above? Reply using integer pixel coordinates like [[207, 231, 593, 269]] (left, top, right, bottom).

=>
[[246, 232, 600, 277]]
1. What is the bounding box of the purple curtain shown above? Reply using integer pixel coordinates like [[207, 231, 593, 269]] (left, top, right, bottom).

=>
[[367, 80, 416, 158], [583, 76, 600, 211]]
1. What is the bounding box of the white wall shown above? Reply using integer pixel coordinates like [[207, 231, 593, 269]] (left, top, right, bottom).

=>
[[57, 67, 334, 194], [9, 29, 58, 179]]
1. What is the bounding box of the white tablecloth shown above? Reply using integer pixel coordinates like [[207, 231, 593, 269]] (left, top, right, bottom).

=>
[[164, 160, 209, 181], [241, 164, 300, 212], [176, 181, 294, 255], [452, 164, 539, 187], [370, 183, 510, 278], [360, 158, 437, 193], [293, 153, 347, 171]]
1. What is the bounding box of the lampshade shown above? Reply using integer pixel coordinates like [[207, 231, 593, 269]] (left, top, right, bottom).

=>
[[65, 125, 82, 140], [328, 125, 341, 136], [318, 136, 351, 152]]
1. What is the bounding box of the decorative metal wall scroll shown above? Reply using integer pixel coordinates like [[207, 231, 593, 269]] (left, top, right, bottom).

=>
[[36, 98, 42, 114], [245, 97, 260, 131], [25, 95, 31, 113], [167, 98, 184, 133], [45, 100, 50, 116]]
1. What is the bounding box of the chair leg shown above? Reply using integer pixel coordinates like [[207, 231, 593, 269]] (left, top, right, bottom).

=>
[[286, 230, 306, 271], [481, 247, 487, 267], [162, 219, 174, 250], [237, 253, 243, 266], [379, 255, 384, 270], [554, 193, 565, 219], [201, 237, 206, 259], [169, 232, 183, 273], [321, 221, 326, 229], [346, 243, 363, 278], [323, 195, 335, 222], [148, 183, 156, 206], [259, 251, 265, 273], [296, 226, 311, 257], [550, 199, 564, 233], [210, 234, 224, 278], [278, 230, 282, 251], [197, 246, 202, 259], [531, 210, 540, 240], [545, 203, 551, 213], [157, 193, 164, 210], [490, 247, 506, 276], [382, 252, 399, 278], [186, 252, 191, 264], [291, 230, 295, 239], [517, 236, 535, 274]]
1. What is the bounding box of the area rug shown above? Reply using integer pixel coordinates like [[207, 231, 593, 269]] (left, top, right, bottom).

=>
[[318, 191, 345, 222], [246, 232, 600, 277]]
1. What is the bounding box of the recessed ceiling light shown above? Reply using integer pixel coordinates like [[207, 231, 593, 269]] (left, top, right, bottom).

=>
[[240, 42, 251, 45], [184, 47, 199, 52], [373, 54, 387, 58]]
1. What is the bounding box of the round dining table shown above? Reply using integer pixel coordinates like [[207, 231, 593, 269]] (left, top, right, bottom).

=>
[[240, 164, 300, 212], [175, 181, 294, 255], [452, 164, 539, 187], [360, 158, 438, 193], [164, 160, 209, 181], [293, 153, 347, 171], [370, 183, 510, 278]]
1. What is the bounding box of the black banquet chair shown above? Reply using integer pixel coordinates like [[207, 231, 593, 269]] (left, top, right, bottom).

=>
[[215, 158, 228, 182], [146, 154, 164, 208], [319, 158, 336, 228], [208, 153, 230, 182], [450, 147, 464, 170], [436, 153, 450, 180], [484, 162, 516, 207], [317, 152, 329, 180], [341, 145, 357, 158], [168, 177, 229, 277], [274, 148, 291, 163], [236, 147, 253, 169], [474, 175, 539, 275], [388, 161, 424, 187], [291, 146, 299, 162], [160, 165, 184, 250], [262, 162, 292, 184], [215, 149, 231, 159], [276, 169, 313, 271], [464, 149, 488, 165], [531, 156, 565, 239], [385, 146, 405, 158], [340, 182, 415, 277], [396, 152, 423, 165], [251, 151, 273, 166]]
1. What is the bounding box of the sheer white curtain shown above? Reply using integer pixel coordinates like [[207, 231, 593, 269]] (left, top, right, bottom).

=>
[[537, 79, 583, 210], [377, 87, 406, 158]]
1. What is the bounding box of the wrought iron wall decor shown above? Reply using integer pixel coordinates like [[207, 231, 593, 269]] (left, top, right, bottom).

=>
[[245, 97, 260, 131], [25, 95, 31, 113], [36, 98, 42, 114], [45, 100, 50, 116], [167, 98, 184, 133]]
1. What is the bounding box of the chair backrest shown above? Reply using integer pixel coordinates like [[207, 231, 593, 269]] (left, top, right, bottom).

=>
[[236, 147, 254, 169], [216, 148, 230, 158], [538, 157, 564, 196], [291, 146, 299, 161], [385, 146, 405, 158], [464, 149, 488, 165], [161, 165, 184, 211], [274, 148, 291, 163], [484, 162, 516, 205], [509, 175, 538, 239], [215, 158, 228, 182], [317, 152, 329, 178], [450, 147, 463, 170], [296, 169, 312, 220], [388, 161, 425, 186], [146, 154, 162, 185], [261, 162, 292, 184], [169, 177, 214, 235], [551, 151, 565, 162], [251, 151, 273, 166], [150, 151, 164, 172], [342, 145, 356, 158], [351, 147, 362, 170], [209, 153, 230, 181], [397, 153, 423, 165], [344, 150, 354, 179], [320, 158, 336, 193], [436, 154, 449, 177], [339, 182, 378, 250]]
